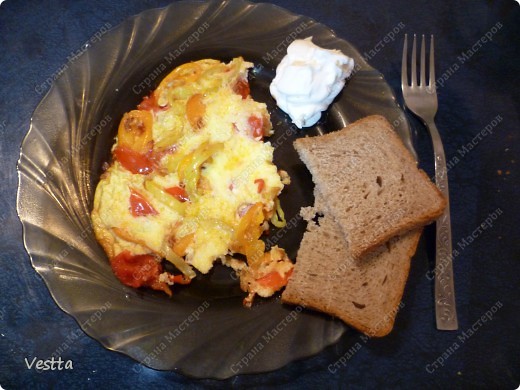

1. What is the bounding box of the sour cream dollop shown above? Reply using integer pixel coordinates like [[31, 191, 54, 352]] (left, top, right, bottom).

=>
[[269, 37, 355, 128]]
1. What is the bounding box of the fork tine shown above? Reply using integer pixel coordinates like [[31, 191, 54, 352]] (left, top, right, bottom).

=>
[[429, 35, 436, 91], [411, 34, 417, 86], [401, 34, 408, 87], [420, 35, 426, 86]]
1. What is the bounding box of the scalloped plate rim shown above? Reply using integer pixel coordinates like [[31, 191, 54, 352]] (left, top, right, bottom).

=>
[[16, 0, 413, 379]]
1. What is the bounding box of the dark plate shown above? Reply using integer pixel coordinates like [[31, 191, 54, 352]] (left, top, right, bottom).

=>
[[16, 0, 413, 379]]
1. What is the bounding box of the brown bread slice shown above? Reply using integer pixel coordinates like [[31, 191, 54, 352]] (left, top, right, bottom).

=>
[[293, 115, 446, 259], [282, 191, 422, 337]]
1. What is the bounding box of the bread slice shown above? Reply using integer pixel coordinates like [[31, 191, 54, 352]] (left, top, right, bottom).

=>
[[293, 115, 445, 259], [282, 191, 422, 337]]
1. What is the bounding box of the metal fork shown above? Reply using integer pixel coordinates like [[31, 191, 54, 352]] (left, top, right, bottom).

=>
[[401, 34, 458, 330]]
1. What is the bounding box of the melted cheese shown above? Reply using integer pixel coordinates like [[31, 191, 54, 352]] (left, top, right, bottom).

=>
[[92, 57, 286, 276]]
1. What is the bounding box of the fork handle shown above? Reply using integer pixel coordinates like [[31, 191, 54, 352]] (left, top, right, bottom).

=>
[[426, 120, 459, 330]]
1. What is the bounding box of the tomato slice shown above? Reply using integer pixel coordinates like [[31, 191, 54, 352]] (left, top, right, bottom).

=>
[[110, 251, 170, 294], [114, 146, 155, 174], [233, 79, 250, 99], [165, 186, 190, 202], [248, 115, 263, 140], [256, 268, 293, 290], [254, 178, 265, 193], [129, 189, 158, 217]]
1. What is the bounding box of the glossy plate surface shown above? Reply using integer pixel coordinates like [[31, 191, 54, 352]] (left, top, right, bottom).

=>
[[17, 0, 413, 378]]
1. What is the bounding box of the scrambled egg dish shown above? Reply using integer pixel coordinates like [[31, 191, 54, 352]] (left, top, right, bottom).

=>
[[92, 58, 293, 306]]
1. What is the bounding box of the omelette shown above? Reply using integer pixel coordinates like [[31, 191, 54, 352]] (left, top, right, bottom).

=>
[[92, 58, 293, 306]]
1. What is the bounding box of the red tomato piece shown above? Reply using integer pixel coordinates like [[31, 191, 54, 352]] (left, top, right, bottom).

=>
[[114, 146, 155, 174], [170, 274, 192, 285], [248, 115, 263, 140], [256, 268, 293, 290], [129, 189, 158, 217], [254, 178, 265, 193], [165, 186, 190, 202], [110, 251, 162, 288], [233, 79, 250, 99]]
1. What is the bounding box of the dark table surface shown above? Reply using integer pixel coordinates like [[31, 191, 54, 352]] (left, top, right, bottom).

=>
[[1, 0, 519, 388]]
